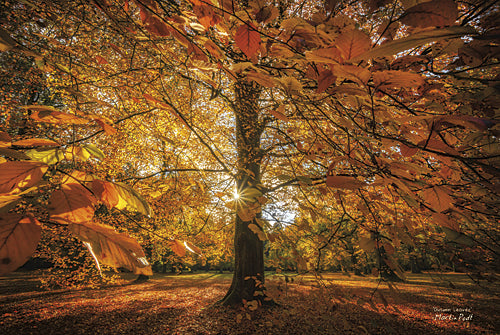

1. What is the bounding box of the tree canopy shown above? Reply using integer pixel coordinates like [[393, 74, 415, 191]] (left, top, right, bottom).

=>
[[0, 0, 498, 305]]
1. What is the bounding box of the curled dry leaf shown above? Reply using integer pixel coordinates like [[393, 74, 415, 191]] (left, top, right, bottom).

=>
[[0, 214, 41, 275]]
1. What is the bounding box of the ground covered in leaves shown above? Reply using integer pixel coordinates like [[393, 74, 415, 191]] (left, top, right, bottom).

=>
[[0, 271, 498, 334]]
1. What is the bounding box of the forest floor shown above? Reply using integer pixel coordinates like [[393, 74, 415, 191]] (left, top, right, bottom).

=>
[[0, 271, 498, 334]]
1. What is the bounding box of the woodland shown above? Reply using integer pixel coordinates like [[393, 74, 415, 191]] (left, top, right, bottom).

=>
[[0, 0, 499, 333]]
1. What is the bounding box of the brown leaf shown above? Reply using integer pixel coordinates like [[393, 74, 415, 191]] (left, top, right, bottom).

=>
[[373, 70, 425, 89], [0, 161, 48, 193], [49, 183, 96, 224], [400, 143, 418, 157], [270, 109, 289, 122], [326, 175, 366, 189], [401, 0, 458, 28], [235, 22, 261, 58], [0, 214, 41, 275], [335, 29, 371, 61], [317, 70, 336, 93], [12, 138, 59, 148], [423, 186, 454, 213]]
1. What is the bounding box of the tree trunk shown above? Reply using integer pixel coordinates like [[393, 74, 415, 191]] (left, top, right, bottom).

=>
[[221, 81, 266, 305]]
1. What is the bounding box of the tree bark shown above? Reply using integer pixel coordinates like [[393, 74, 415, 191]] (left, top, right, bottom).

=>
[[221, 80, 266, 305]]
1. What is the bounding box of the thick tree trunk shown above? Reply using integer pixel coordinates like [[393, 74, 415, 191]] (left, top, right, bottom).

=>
[[221, 81, 266, 305]]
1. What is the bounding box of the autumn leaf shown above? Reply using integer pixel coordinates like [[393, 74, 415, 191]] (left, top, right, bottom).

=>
[[422, 186, 454, 213], [401, 0, 458, 28], [69, 221, 152, 275], [12, 138, 59, 148], [335, 29, 371, 61], [25, 148, 65, 165], [0, 214, 41, 275], [0, 187, 38, 214], [326, 175, 366, 189], [49, 183, 96, 224], [91, 180, 120, 208], [316, 70, 336, 93], [0, 161, 48, 193], [184, 241, 202, 255], [373, 70, 425, 89], [351, 26, 476, 62], [400, 143, 419, 157], [235, 22, 261, 58], [305, 47, 343, 64], [270, 109, 289, 122], [29, 108, 88, 125], [82, 144, 105, 160], [94, 118, 117, 135], [169, 239, 186, 257], [113, 182, 153, 216]]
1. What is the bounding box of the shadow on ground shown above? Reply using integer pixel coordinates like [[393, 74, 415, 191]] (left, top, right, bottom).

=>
[[0, 272, 498, 334]]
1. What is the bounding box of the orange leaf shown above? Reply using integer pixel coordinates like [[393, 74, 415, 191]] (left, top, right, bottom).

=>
[[270, 109, 289, 122], [423, 186, 454, 213], [373, 70, 425, 89], [0, 161, 48, 193], [401, 0, 457, 28], [335, 29, 371, 61], [305, 47, 343, 64], [69, 221, 152, 275], [0, 214, 41, 275], [326, 175, 366, 189], [95, 55, 108, 64], [49, 183, 96, 224], [169, 239, 186, 257], [94, 118, 117, 135], [235, 22, 261, 58], [29, 109, 88, 125], [12, 138, 59, 148], [184, 241, 202, 255], [91, 180, 120, 208]]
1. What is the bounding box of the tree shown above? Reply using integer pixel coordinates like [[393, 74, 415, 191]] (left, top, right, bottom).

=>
[[1, 0, 499, 305]]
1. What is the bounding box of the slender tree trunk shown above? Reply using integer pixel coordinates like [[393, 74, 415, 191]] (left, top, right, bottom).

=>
[[221, 81, 266, 305]]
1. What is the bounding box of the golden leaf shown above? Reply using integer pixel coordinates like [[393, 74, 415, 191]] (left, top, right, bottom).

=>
[[0, 214, 41, 275]]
